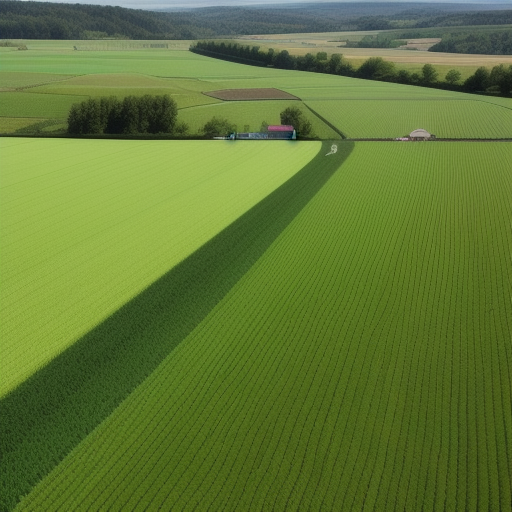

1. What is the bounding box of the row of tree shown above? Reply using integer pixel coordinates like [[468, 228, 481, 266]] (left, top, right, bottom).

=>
[[344, 35, 403, 49], [429, 31, 512, 55], [191, 41, 512, 97], [67, 95, 185, 135]]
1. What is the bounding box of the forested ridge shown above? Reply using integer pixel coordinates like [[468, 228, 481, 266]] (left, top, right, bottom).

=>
[[0, 1, 511, 39]]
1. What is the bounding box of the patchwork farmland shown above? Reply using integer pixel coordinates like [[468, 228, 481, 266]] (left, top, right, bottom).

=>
[[0, 43, 511, 512], [1, 42, 511, 138]]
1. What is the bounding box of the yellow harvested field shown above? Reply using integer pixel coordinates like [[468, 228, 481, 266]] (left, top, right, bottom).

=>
[[235, 32, 511, 68]]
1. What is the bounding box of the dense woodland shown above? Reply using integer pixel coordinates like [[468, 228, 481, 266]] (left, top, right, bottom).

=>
[[191, 41, 512, 97], [0, 1, 511, 40], [429, 31, 512, 55]]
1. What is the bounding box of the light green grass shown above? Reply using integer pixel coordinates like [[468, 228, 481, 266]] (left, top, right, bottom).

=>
[[0, 49, 288, 79], [307, 99, 512, 138], [0, 117, 47, 133], [180, 100, 340, 138], [0, 72, 76, 89], [0, 138, 320, 397], [34, 84, 218, 109], [0, 92, 89, 118], [281, 76, 487, 100], [30, 73, 221, 109], [3, 39, 193, 51], [16, 142, 512, 512]]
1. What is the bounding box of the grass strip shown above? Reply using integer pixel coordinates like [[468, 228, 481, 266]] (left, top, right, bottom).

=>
[[0, 140, 354, 512]]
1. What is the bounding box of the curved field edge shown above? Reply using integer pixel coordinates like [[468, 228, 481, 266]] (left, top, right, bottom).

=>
[[0, 139, 318, 397], [0, 140, 353, 512], [15, 143, 511, 512]]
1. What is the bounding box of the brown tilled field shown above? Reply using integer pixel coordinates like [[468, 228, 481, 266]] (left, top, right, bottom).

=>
[[204, 88, 300, 101]]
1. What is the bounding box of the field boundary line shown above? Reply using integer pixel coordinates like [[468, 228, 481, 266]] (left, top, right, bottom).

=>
[[303, 103, 346, 139]]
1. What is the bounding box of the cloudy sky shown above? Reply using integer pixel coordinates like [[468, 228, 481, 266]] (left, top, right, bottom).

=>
[[17, 0, 503, 9]]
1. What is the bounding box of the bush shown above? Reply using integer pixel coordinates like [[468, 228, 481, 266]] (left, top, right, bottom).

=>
[[357, 57, 396, 82], [421, 64, 438, 85], [445, 69, 461, 85], [201, 117, 236, 138], [464, 67, 490, 93], [280, 106, 312, 138]]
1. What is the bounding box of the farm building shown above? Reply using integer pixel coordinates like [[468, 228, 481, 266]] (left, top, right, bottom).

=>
[[235, 125, 296, 140], [267, 125, 296, 139], [409, 129, 435, 140]]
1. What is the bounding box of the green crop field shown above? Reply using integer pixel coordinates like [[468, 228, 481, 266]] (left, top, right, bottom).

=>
[[0, 117, 48, 134], [0, 138, 319, 399], [0, 91, 89, 119], [1, 43, 511, 512], [306, 99, 512, 139], [30, 73, 221, 109], [7, 141, 511, 512], [0, 48, 281, 78], [0, 71, 77, 90]]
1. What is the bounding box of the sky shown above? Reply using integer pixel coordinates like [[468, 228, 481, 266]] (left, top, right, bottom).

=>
[[17, 0, 505, 9]]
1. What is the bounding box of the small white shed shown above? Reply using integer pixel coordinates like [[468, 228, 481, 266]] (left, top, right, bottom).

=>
[[409, 129, 433, 140]]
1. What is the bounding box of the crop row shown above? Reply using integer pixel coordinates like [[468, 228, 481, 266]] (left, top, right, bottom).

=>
[[15, 143, 511, 511], [306, 99, 512, 139], [0, 139, 344, 512], [0, 138, 319, 397]]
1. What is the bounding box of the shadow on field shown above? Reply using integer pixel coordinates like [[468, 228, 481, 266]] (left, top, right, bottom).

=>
[[0, 140, 354, 511]]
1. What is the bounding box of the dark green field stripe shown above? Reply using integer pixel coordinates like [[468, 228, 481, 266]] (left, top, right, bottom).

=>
[[0, 140, 354, 512]]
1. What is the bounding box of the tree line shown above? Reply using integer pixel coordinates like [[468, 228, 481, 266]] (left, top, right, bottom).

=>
[[191, 41, 512, 97], [341, 28, 512, 55], [67, 95, 187, 135], [1, 1, 510, 40], [429, 31, 512, 55], [344, 35, 403, 49]]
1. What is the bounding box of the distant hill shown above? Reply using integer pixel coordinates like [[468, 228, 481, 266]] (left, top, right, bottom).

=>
[[0, 1, 511, 40]]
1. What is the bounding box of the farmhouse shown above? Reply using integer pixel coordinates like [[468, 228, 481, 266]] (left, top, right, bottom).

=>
[[268, 125, 296, 139], [235, 125, 297, 140]]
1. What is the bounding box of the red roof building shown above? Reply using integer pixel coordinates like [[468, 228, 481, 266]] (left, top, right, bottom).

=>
[[267, 125, 295, 132]]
